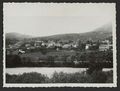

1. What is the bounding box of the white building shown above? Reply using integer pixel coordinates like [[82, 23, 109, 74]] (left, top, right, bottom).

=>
[[25, 44, 31, 47], [99, 40, 112, 51], [62, 44, 71, 49], [85, 44, 91, 50], [99, 44, 112, 51], [18, 49, 25, 54]]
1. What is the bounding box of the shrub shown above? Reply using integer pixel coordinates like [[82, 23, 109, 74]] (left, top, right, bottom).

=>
[[105, 70, 113, 83], [90, 70, 107, 83], [6, 70, 113, 83], [6, 74, 18, 83], [50, 71, 92, 83], [6, 72, 49, 83], [6, 55, 22, 67]]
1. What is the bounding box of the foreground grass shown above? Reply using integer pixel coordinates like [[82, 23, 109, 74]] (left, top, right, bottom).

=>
[[6, 70, 113, 83]]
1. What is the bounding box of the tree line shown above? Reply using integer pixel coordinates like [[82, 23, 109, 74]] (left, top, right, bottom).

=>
[[6, 50, 113, 69]]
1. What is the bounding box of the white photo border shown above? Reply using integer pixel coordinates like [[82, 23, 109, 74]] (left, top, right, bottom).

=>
[[3, 2, 117, 88]]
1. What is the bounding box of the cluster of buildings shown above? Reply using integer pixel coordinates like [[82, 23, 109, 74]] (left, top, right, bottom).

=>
[[85, 40, 112, 51], [21, 40, 79, 50], [99, 40, 113, 51], [6, 39, 113, 55]]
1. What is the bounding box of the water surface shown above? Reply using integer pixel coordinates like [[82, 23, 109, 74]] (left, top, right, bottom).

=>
[[6, 67, 112, 77]]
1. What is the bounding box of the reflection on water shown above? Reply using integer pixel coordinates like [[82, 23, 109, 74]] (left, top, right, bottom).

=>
[[6, 67, 113, 77]]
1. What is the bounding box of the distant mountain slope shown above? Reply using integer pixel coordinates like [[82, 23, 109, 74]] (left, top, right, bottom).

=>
[[35, 23, 112, 42], [6, 32, 32, 40], [6, 23, 112, 42]]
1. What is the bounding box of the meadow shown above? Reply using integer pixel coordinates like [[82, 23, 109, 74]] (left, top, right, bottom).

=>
[[6, 50, 113, 68]]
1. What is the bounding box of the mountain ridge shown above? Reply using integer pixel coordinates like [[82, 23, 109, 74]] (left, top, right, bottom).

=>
[[6, 32, 33, 40], [6, 23, 112, 42], [33, 23, 112, 42]]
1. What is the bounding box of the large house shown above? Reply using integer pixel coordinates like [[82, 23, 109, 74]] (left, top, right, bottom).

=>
[[85, 44, 98, 50], [85, 44, 92, 50], [62, 44, 72, 49], [99, 40, 112, 51], [99, 43, 112, 51]]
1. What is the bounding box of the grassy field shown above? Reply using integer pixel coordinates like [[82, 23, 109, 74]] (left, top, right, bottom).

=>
[[6, 50, 113, 68], [20, 50, 77, 58]]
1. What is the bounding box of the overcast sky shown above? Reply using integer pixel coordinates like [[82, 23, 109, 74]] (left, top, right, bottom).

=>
[[3, 3, 115, 37]]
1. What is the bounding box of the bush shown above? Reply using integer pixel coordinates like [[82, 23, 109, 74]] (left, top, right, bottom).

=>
[[6, 72, 49, 83], [47, 72, 92, 83], [105, 70, 113, 83], [6, 74, 18, 83], [6, 55, 22, 67], [6, 70, 113, 83], [90, 70, 107, 83]]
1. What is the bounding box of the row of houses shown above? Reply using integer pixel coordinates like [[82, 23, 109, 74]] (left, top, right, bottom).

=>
[[32, 39, 112, 51], [85, 40, 112, 51], [23, 40, 78, 49], [6, 39, 113, 55]]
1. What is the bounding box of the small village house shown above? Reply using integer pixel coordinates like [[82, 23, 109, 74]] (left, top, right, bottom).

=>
[[99, 40, 112, 51]]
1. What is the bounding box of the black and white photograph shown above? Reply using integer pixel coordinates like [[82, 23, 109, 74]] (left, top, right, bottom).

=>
[[3, 3, 116, 87]]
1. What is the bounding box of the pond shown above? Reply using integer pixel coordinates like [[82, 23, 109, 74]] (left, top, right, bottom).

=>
[[6, 67, 113, 78]]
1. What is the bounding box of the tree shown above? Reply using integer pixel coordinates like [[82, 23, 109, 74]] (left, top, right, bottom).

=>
[[77, 40, 85, 51], [6, 55, 22, 67], [90, 70, 107, 83], [40, 47, 47, 55], [87, 52, 102, 74], [47, 56, 55, 66], [86, 40, 93, 44]]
